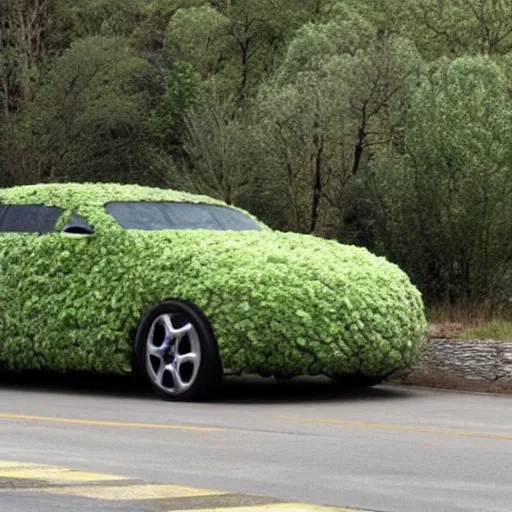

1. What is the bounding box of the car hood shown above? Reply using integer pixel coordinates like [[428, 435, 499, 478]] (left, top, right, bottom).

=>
[[128, 228, 417, 305], [131, 228, 386, 271]]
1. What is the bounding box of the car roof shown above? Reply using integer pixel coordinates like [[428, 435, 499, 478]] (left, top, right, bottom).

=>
[[0, 182, 269, 231], [0, 182, 226, 209]]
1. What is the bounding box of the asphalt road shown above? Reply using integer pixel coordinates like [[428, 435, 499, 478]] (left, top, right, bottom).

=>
[[0, 373, 511, 512]]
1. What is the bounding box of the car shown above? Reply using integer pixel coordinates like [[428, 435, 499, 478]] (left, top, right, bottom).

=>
[[0, 183, 426, 401]]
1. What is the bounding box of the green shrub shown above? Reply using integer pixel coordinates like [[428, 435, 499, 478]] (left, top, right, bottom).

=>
[[0, 183, 427, 377]]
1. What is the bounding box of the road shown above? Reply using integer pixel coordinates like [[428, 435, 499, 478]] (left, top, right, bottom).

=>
[[0, 373, 511, 512]]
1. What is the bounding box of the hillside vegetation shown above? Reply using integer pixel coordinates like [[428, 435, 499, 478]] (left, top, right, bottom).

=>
[[1, 0, 512, 316]]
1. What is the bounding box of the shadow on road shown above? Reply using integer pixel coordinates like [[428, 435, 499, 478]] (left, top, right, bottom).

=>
[[0, 370, 415, 404], [217, 375, 414, 404]]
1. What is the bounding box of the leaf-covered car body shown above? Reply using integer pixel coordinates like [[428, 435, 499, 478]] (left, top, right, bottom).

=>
[[0, 183, 426, 389]]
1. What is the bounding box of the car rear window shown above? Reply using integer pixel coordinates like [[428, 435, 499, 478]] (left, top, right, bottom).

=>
[[104, 201, 261, 231], [0, 205, 63, 233]]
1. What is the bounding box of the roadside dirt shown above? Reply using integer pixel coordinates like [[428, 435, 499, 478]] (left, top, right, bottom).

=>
[[390, 370, 512, 394]]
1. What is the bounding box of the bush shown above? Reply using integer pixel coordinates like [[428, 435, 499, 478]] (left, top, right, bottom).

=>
[[0, 183, 427, 378]]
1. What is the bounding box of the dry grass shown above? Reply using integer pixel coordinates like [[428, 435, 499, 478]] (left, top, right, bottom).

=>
[[458, 320, 512, 341], [427, 302, 493, 327], [426, 302, 512, 340]]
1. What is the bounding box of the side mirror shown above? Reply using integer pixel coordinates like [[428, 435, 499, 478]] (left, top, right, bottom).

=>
[[62, 214, 95, 237]]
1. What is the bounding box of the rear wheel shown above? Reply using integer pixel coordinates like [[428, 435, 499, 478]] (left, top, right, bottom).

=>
[[134, 300, 222, 401]]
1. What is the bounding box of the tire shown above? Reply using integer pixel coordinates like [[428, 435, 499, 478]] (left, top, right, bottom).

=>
[[134, 300, 222, 401]]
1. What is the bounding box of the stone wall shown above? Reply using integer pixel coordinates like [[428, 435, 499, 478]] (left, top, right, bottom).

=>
[[389, 338, 512, 393]]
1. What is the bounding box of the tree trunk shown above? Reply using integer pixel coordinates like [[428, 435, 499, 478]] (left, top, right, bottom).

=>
[[352, 125, 365, 175], [310, 128, 324, 234], [238, 38, 250, 102]]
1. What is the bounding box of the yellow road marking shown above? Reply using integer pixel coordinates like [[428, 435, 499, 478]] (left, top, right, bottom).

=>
[[168, 504, 366, 512], [0, 466, 128, 483], [275, 415, 512, 441], [0, 461, 366, 511], [0, 461, 47, 469], [0, 413, 222, 432], [35, 484, 228, 500]]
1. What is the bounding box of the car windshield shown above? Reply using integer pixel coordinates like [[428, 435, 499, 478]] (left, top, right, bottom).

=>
[[104, 201, 261, 231]]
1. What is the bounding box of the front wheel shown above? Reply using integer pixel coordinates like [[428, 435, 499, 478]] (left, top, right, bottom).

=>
[[134, 300, 222, 401]]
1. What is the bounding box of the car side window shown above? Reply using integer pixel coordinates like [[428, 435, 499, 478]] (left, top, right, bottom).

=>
[[0, 204, 63, 234]]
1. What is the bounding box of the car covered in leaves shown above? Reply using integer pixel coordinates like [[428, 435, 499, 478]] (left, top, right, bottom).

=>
[[0, 183, 426, 400]]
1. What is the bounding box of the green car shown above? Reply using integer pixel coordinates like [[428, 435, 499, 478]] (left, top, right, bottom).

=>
[[0, 183, 426, 401]]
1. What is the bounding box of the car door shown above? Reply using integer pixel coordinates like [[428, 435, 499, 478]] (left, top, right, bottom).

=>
[[0, 203, 131, 373], [0, 204, 65, 371]]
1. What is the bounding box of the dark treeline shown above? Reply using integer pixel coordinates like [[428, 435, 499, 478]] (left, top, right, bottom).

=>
[[1, 0, 512, 314]]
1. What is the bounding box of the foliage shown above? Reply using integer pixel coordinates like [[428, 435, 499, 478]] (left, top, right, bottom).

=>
[[164, 5, 229, 79], [367, 56, 512, 304], [459, 320, 512, 341], [148, 61, 203, 157], [3, 37, 162, 185], [257, 14, 420, 235], [408, 0, 512, 59], [176, 94, 263, 204], [1, 0, 512, 314], [0, 183, 426, 377]]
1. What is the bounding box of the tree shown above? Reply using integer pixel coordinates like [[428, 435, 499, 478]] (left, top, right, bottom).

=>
[[219, 0, 299, 101], [368, 56, 512, 304], [0, 0, 47, 116], [410, 0, 512, 58], [3, 37, 162, 185], [257, 12, 420, 236], [163, 0, 306, 102], [164, 5, 229, 79], [176, 94, 257, 205], [149, 61, 203, 157]]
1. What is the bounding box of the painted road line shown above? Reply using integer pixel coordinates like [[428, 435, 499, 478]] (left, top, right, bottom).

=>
[[0, 461, 374, 512], [0, 412, 222, 432], [0, 461, 48, 469], [0, 460, 231, 502], [275, 415, 512, 441], [0, 465, 129, 484], [167, 504, 373, 512], [35, 484, 229, 500]]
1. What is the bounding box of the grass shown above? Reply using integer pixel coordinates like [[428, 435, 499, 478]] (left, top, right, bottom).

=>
[[457, 319, 512, 341], [427, 302, 512, 341]]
